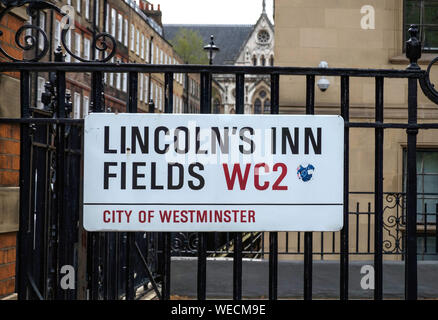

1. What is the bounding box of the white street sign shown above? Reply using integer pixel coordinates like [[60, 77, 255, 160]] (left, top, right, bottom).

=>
[[83, 113, 344, 232]]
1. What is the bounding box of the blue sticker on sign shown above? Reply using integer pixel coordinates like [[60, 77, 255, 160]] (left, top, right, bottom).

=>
[[297, 165, 315, 182]]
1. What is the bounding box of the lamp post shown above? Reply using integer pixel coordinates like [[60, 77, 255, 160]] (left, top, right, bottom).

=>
[[203, 35, 220, 65]]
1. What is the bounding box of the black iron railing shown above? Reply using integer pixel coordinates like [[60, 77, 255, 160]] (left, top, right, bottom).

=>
[[2, 1, 438, 301]]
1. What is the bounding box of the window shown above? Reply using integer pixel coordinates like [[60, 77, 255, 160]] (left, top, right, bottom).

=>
[[111, 9, 116, 37], [75, 33, 82, 60], [39, 12, 46, 50], [65, 29, 71, 62], [117, 14, 123, 43], [130, 25, 135, 51], [253, 89, 271, 114], [252, 55, 257, 66], [105, 4, 109, 31], [84, 0, 89, 20], [270, 55, 274, 66], [151, 42, 154, 63], [84, 37, 90, 60], [76, 0, 81, 13], [95, 0, 99, 26], [144, 75, 149, 101], [83, 96, 89, 117], [124, 19, 128, 47], [139, 74, 144, 101], [73, 92, 81, 119], [403, 149, 438, 260], [145, 38, 150, 62], [54, 20, 61, 49], [141, 34, 145, 59], [257, 30, 270, 43], [123, 73, 127, 92], [261, 55, 266, 66], [116, 72, 121, 90], [136, 29, 140, 55], [37, 77, 45, 109], [405, 0, 438, 51]]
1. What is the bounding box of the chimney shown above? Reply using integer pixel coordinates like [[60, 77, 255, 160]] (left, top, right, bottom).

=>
[[142, 2, 163, 28]]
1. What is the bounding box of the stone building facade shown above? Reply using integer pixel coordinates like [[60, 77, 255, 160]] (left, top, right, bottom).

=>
[[274, 0, 438, 261]]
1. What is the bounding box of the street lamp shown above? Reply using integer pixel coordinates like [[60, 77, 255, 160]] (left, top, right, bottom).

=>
[[203, 35, 220, 65]]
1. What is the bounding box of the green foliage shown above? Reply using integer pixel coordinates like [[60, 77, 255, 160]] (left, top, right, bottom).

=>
[[170, 28, 209, 65]]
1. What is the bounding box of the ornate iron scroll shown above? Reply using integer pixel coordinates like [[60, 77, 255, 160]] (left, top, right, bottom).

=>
[[0, 0, 116, 62]]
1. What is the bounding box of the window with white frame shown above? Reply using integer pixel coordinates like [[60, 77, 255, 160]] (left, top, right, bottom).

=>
[[109, 57, 114, 86], [124, 19, 128, 47], [83, 96, 89, 117], [105, 3, 109, 31], [151, 42, 154, 63], [65, 29, 71, 62], [155, 85, 159, 109], [54, 20, 61, 49], [39, 12, 46, 50], [130, 24, 135, 51], [85, 0, 89, 20], [111, 9, 116, 37], [144, 75, 149, 101], [75, 33, 82, 60], [145, 38, 150, 63], [139, 74, 144, 101], [84, 37, 90, 60], [159, 87, 163, 111], [116, 72, 121, 90], [123, 73, 127, 92], [136, 29, 140, 55], [76, 0, 81, 13], [73, 92, 81, 119], [95, 0, 99, 26], [37, 77, 45, 109], [117, 14, 123, 43], [141, 34, 145, 59], [160, 49, 163, 64]]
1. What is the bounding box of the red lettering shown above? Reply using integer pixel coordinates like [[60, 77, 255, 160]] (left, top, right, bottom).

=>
[[223, 163, 251, 190], [273, 163, 288, 190], [254, 163, 270, 190]]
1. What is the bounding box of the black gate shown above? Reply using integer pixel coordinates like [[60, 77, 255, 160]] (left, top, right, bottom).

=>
[[1, 2, 438, 301]]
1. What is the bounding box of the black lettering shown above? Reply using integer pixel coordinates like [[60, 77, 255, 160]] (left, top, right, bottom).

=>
[[196, 127, 208, 154], [174, 127, 189, 154], [282, 127, 299, 154], [151, 162, 164, 190], [168, 163, 184, 190], [104, 126, 117, 154], [188, 163, 205, 190], [121, 162, 126, 190], [132, 162, 146, 190], [211, 127, 229, 154], [305, 127, 322, 154], [103, 162, 117, 189], [154, 126, 169, 154], [131, 127, 149, 154], [239, 127, 255, 154], [121, 126, 126, 154]]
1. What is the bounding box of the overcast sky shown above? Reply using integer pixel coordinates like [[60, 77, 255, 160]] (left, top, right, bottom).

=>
[[143, 0, 274, 25]]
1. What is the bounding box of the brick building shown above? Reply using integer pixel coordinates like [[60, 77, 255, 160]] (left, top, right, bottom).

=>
[[0, 4, 26, 299]]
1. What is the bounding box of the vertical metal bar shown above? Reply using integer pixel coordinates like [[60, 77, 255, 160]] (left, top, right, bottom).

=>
[[424, 204, 428, 253], [304, 75, 315, 300], [197, 71, 211, 300], [165, 72, 174, 114], [233, 73, 245, 300], [269, 73, 279, 300], [340, 75, 350, 300], [356, 203, 360, 253], [92, 72, 104, 113], [17, 71, 31, 300], [125, 72, 138, 300], [55, 70, 67, 300], [162, 75, 173, 300], [125, 233, 135, 300], [436, 204, 438, 254], [405, 76, 418, 300], [374, 76, 384, 301], [128, 72, 138, 113]]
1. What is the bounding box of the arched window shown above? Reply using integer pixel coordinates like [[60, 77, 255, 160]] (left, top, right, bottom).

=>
[[261, 55, 266, 66], [252, 55, 257, 66], [254, 99, 262, 114], [213, 98, 221, 114], [270, 55, 274, 66], [264, 99, 271, 114]]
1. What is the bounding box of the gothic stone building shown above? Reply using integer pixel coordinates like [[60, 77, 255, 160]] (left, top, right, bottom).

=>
[[164, 2, 274, 114]]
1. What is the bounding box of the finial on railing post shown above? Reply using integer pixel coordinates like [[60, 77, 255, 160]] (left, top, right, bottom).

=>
[[406, 25, 421, 70], [54, 45, 64, 62]]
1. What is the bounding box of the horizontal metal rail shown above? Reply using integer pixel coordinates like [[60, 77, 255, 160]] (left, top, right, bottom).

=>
[[0, 62, 426, 78]]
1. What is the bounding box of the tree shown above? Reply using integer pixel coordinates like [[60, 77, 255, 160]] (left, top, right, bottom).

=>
[[169, 28, 208, 65]]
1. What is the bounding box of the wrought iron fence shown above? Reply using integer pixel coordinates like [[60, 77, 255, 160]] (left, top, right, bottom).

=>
[[2, 1, 438, 301]]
